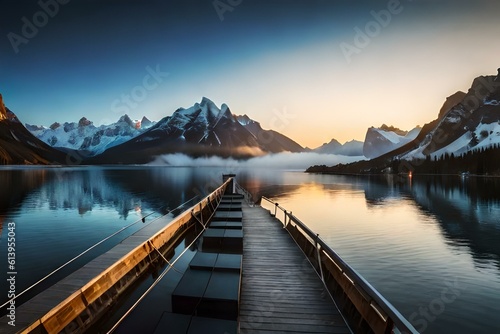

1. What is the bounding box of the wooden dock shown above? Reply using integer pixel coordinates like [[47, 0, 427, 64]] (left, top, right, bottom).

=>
[[239, 204, 351, 333]]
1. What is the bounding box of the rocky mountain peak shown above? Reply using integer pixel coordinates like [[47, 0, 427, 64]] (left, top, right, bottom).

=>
[[78, 117, 92, 127], [141, 116, 153, 127], [235, 114, 253, 126], [118, 114, 135, 128], [379, 124, 408, 136], [50, 122, 61, 130], [438, 91, 467, 119]]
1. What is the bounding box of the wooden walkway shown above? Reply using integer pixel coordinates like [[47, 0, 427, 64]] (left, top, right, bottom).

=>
[[239, 204, 351, 333]]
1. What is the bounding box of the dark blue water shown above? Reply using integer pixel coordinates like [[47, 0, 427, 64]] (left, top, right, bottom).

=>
[[0, 167, 499, 333]]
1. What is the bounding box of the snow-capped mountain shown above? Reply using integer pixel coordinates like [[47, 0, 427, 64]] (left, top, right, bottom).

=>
[[88, 98, 304, 164], [26, 115, 155, 156], [313, 138, 364, 156], [401, 71, 500, 160], [363, 124, 421, 159], [0, 94, 66, 164]]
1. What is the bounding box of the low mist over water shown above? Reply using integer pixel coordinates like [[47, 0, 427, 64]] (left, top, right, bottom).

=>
[[148, 152, 365, 170]]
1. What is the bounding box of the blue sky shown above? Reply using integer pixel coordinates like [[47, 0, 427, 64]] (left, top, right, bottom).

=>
[[1, 0, 499, 147]]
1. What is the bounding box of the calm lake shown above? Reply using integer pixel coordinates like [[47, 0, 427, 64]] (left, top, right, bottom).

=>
[[0, 166, 499, 333]]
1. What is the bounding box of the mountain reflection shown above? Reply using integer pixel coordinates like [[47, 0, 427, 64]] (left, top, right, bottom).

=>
[[363, 175, 500, 271], [46, 170, 145, 218], [0, 167, 216, 223], [410, 177, 500, 269], [0, 168, 49, 216]]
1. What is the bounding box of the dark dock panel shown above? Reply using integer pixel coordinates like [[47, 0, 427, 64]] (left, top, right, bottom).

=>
[[213, 211, 243, 222], [239, 204, 351, 333], [217, 203, 243, 211], [189, 252, 242, 273], [215, 253, 242, 272], [202, 228, 243, 253], [188, 316, 237, 334], [153, 313, 192, 334], [220, 195, 244, 205], [171, 269, 212, 315], [198, 271, 241, 320], [209, 221, 242, 229], [189, 252, 218, 270], [153, 313, 237, 334]]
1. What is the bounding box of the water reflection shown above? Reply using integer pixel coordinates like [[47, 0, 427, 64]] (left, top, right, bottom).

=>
[[410, 177, 500, 271], [0, 168, 49, 217], [1, 167, 499, 333]]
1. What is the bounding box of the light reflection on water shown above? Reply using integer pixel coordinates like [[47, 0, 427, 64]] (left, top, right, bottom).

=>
[[0, 167, 499, 333]]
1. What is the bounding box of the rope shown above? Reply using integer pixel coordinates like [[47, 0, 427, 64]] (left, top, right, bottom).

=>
[[148, 240, 184, 275], [0, 195, 200, 309]]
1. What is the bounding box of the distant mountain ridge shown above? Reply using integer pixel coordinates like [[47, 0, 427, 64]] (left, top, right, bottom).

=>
[[312, 138, 364, 156]]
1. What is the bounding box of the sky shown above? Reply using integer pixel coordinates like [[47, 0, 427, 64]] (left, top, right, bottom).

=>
[[1, 0, 499, 148]]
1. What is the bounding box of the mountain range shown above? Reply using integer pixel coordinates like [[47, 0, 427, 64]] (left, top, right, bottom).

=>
[[12, 97, 362, 165], [0, 97, 316, 165], [3, 68, 500, 168]]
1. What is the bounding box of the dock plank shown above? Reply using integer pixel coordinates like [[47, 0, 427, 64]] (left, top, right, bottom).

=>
[[239, 204, 351, 334]]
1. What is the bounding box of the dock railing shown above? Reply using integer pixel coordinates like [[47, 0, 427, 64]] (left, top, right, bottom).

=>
[[261, 196, 418, 334]]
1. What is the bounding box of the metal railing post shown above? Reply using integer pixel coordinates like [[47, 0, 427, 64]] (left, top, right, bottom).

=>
[[315, 234, 325, 284]]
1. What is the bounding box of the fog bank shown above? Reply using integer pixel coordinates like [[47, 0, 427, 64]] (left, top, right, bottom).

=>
[[148, 152, 365, 170]]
